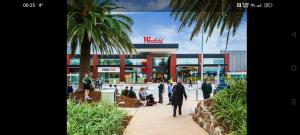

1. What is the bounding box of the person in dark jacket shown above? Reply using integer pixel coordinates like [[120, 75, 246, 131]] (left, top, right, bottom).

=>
[[128, 86, 137, 98], [67, 81, 74, 98], [82, 73, 92, 100], [201, 78, 212, 99], [172, 82, 187, 117], [158, 82, 165, 103]]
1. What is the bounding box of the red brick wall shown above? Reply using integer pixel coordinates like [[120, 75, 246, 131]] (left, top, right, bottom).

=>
[[169, 54, 177, 82], [119, 55, 125, 82], [146, 54, 153, 82]]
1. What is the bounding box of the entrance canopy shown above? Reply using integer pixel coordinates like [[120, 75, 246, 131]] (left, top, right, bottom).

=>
[[133, 44, 178, 55]]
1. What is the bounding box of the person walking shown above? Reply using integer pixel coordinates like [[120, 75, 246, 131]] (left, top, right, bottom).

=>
[[98, 78, 103, 90], [167, 83, 173, 105], [189, 79, 193, 87], [172, 81, 187, 117], [201, 78, 212, 99], [158, 82, 165, 103], [82, 73, 92, 100]]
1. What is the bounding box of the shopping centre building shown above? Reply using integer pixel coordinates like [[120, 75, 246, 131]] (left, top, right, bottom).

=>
[[67, 43, 246, 84]]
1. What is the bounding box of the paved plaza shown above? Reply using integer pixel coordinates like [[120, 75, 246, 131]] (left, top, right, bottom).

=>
[[106, 83, 210, 135], [121, 98, 209, 135]]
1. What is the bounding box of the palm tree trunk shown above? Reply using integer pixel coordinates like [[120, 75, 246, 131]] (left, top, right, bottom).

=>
[[78, 31, 91, 91]]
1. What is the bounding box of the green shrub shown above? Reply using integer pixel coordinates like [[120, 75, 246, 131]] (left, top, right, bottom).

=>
[[67, 100, 127, 135], [212, 79, 247, 135]]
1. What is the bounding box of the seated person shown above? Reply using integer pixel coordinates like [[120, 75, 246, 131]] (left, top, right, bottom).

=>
[[121, 86, 129, 96], [128, 86, 137, 98], [146, 94, 156, 104], [139, 87, 147, 101]]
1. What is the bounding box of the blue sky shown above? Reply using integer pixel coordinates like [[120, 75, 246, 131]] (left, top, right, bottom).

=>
[[125, 12, 247, 53], [68, 11, 247, 54]]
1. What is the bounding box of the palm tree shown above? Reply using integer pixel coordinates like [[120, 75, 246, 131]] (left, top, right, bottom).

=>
[[169, 0, 246, 52], [67, 0, 135, 90]]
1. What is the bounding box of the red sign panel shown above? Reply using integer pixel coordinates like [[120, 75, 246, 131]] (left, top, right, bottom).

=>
[[144, 36, 163, 44]]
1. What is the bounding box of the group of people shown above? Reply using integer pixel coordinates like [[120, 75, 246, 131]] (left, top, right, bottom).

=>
[[67, 72, 214, 117], [120, 86, 137, 98], [156, 78, 213, 117], [157, 80, 188, 117]]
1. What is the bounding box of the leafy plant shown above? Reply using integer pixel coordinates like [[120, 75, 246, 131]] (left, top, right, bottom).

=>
[[67, 100, 127, 135], [212, 79, 247, 135]]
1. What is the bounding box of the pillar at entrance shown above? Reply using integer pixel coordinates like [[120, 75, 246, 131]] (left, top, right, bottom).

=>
[[119, 55, 125, 82], [146, 54, 153, 82], [224, 53, 230, 72], [169, 54, 177, 82]]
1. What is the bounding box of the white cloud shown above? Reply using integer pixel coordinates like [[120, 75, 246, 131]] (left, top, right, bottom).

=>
[[114, 0, 169, 12], [129, 20, 247, 54], [145, 0, 170, 11]]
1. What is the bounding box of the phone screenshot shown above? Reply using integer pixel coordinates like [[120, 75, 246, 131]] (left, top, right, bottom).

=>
[[13, 0, 298, 135]]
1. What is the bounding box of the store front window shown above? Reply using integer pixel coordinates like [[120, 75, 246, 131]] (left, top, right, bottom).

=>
[[203, 66, 225, 77], [125, 67, 147, 84], [98, 67, 120, 84], [152, 57, 169, 82], [176, 66, 198, 83]]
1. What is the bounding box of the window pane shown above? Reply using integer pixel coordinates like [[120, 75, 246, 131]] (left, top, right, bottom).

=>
[[176, 58, 198, 65]]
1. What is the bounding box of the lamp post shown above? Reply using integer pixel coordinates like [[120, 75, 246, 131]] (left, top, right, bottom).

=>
[[199, 25, 204, 101]]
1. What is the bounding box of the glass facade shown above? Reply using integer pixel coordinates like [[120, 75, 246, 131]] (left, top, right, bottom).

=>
[[176, 58, 198, 65], [68, 73, 79, 85], [70, 58, 93, 65], [99, 59, 119, 65], [203, 66, 225, 77], [153, 57, 168, 67], [125, 59, 147, 66], [203, 58, 224, 64]]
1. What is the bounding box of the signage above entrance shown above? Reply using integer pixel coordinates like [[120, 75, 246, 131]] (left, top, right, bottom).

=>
[[144, 36, 163, 44], [98, 67, 120, 73]]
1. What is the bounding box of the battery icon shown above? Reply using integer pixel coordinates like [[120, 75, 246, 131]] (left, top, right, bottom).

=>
[[264, 3, 273, 8]]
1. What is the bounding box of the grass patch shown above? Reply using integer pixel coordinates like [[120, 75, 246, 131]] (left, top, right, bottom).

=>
[[212, 79, 247, 135], [67, 100, 127, 135]]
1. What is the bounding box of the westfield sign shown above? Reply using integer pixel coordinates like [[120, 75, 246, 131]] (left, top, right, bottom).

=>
[[144, 36, 163, 44]]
